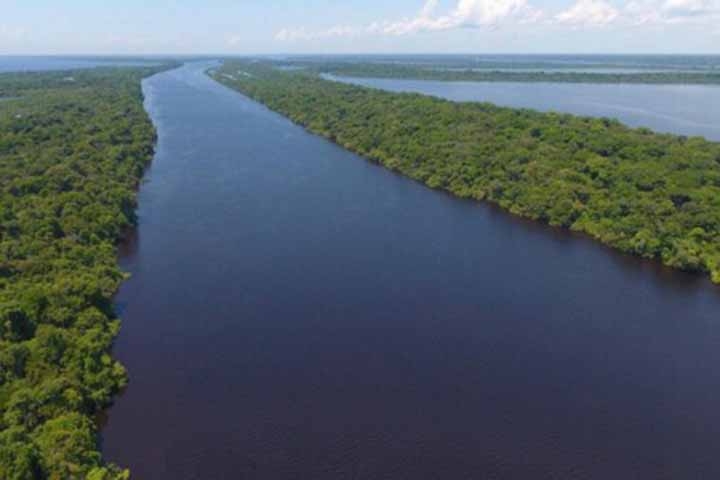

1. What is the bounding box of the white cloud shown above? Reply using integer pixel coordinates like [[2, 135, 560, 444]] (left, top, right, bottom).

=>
[[275, 0, 720, 41], [663, 0, 717, 15], [227, 34, 243, 46], [623, 0, 663, 24], [555, 0, 619, 26], [623, 0, 719, 25], [275, 25, 365, 41], [383, 0, 543, 34], [275, 0, 543, 41]]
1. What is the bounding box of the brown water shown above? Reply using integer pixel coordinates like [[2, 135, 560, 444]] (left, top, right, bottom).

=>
[[102, 62, 720, 479]]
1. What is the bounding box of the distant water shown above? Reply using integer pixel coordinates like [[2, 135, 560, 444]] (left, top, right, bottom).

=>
[[329, 76, 720, 141], [0, 56, 157, 73], [102, 62, 720, 480], [298, 54, 720, 72], [440, 67, 702, 74]]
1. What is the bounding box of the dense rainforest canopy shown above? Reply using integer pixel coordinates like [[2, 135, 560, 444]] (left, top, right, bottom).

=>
[[214, 61, 720, 284], [0, 64, 172, 479], [272, 61, 720, 85]]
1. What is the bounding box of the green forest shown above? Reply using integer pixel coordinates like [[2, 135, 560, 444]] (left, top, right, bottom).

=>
[[214, 61, 720, 284], [277, 61, 720, 85], [0, 64, 171, 479]]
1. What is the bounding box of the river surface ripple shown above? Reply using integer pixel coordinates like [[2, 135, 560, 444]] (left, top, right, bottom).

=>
[[102, 62, 720, 480]]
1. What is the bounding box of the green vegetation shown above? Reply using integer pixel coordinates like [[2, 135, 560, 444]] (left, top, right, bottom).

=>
[[284, 61, 720, 85], [0, 64, 173, 479], [285, 54, 720, 74], [214, 61, 720, 284]]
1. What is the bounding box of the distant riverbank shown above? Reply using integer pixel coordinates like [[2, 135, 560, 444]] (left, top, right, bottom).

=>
[[290, 62, 720, 85], [340, 68, 720, 85]]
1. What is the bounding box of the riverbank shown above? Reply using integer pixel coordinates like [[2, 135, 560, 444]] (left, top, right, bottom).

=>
[[212, 61, 720, 284], [0, 63, 175, 479], [343, 68, 720, 85], [280, 61, 720, 85]]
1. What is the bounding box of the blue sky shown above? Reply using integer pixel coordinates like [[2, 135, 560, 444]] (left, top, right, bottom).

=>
[[0, 0, 717, 54]]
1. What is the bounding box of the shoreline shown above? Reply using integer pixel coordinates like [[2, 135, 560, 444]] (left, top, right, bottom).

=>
[[211, 63, 720, 285]]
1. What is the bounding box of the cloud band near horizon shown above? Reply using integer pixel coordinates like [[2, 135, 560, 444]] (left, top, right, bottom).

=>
[[274, 0, 719, 41]]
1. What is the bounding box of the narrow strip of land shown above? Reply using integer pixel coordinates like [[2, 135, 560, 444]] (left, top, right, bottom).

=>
[[282, 61, 720, 85]]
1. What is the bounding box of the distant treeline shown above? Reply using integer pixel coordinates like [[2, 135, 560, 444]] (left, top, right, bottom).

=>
[[286, 62, 720, 85], [0, 64, 175, 479], [284, 54, 720, 73], [214, 61, 720, 284]]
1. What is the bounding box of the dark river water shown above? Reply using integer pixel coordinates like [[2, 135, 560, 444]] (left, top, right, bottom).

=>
[[328, 75, 720, 141], [102, 62, 720, 479]]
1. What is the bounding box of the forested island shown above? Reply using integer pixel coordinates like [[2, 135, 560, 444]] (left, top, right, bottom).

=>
[[0, 64, 173, 479], [279, 61, 720, 85], [214, 61, 720, 284], [286, 54, 720, 72]]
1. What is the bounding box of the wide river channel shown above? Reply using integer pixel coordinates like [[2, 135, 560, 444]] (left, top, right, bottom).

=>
[[102, 62, 720, 479]]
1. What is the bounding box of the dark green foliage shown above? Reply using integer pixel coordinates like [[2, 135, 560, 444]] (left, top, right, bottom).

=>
[[285, 61, 720, 85], [0, 64, 172, 478], [214, 61, 720, 284]]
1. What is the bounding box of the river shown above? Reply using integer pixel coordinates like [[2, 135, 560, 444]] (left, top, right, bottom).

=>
[[101, 62, 720, 479]]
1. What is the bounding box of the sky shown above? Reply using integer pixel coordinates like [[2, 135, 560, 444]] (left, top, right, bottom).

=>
[[0, 0, 718, 55]]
